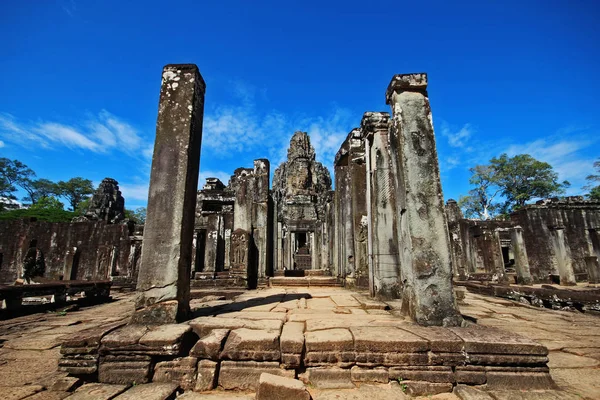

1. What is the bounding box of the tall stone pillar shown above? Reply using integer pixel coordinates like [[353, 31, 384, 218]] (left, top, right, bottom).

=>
[[252, 159, 270, 279], [445, 200, 466, 279], [386, 73, 461, 326], [349, 128, 369, 285], [492, 229, 508, 283], [362, 112, 400, 298], [133, 64, 205, 324], [511, 226, 532, 284]]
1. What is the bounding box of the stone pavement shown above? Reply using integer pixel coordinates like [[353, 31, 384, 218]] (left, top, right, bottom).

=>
[[0, 288, 596, 399]]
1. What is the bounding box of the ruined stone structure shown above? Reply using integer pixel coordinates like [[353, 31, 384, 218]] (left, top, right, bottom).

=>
[[448, 197, 600, 286], [47, 65, 567, 397], [192, 178, 234, 276], [273, 132, 333, 274], [76, 178, 125, 224], [0, 218, 142, 284]]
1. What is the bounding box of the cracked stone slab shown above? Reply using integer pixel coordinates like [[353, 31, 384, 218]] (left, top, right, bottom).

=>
[[113, 382, 179, 400], [190, 329, 229, 360], [305, 328, 353, 352], [220, 328, 280, 361], [448, 326, 548, 355], [351, 326, 428, 353]]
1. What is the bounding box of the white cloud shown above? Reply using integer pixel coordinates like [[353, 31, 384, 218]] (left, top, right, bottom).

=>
[[440, 121, 474, 149], [503, 135, 597, 193], [119, 183, 149, 202], [0, 111, 151, 158], [0, 140, 4, 148], [203, 91, 355, 174]]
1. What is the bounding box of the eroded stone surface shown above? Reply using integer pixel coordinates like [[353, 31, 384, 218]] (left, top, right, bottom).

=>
[[256, 373, 310, 400]]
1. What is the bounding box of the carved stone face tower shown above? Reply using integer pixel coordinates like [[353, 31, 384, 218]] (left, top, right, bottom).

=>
[[272, 132, 333, 271]]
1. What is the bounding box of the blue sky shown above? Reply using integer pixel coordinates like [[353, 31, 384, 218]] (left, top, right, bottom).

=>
[[0, 1, 598, 209]]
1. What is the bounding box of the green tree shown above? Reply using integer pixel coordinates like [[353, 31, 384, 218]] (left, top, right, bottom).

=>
[[0, 158, 35, 207], [491, 154, 569, 212], [29, 196, 65, 211], [458, 153, 569, 218], [56, 177, 94, 211], [124, 207, 146, 224], [21, 178, 60, 205], [584, 158, 600, 201], [458, 165, 502, 219]]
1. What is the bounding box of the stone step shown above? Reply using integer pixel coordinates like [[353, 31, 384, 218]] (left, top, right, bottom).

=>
[[269, 277, 342, 287]]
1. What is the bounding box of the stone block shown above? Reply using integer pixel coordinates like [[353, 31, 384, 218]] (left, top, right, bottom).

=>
[[101, 325, 150, 351], [455, 366, 486, 385], [448, 326, 548, 355], [256, 373, 310, 400], [484, 371, 557, 390], [153, 357, 197, 390], [399, 325, 464, 352], [220, 328, 280, 361], [304, 351, 355, 367], [190, 329, 229, 360], [350, 366, 389, 383], [194, 359, 218, 392], [218, 361, 294, 390], [302, 367, 354, 389], [468, 354, 548, 366], [58, 355, 98, 375], [355, 351, 429, 367], [50, 376, 82, 391], [281, 353, 302, 368], [138, 324, 193, 349], [113, 383, 179, 400], [389, 365, 454, 383], [61, 321, 126, 349], [188, 317, 282, 337], [350, 326, 428, 353], [280, 322, 305, 354], [67, 383, 128, 400], [305, 328, 353, 352], [403, 381, 453, 396], [98, 358, 152, 385], [429, 352, 467, 366]]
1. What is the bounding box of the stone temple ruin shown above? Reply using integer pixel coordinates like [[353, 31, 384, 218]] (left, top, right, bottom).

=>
[[1, 64, 599, 398]]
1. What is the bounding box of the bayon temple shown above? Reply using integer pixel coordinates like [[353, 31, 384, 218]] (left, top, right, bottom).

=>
[[0, 64, 599, 399]]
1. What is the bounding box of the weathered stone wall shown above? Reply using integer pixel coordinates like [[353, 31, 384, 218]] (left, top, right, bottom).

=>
[[362, 112, 401, 298], [448, 197, 600, 284], [0, 219, 142, 284], [511, 198, 600, 283]]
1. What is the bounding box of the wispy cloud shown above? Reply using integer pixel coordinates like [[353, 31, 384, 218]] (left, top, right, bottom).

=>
[[440, 121, 475, 150], [203, 84, 355, 174], [504, 134, 597, 194], [60, 0, 77, 17], [118, 183, 149, 203], [0, 111, 153, 159]]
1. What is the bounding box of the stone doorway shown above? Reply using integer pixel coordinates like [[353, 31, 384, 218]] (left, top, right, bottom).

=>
[[294, 232, 312, 270]]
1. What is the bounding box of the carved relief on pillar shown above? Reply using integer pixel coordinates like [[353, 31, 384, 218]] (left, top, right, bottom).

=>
[[230, 229, 249, 272]]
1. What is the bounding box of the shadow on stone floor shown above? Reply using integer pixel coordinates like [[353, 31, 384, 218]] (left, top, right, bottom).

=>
[[190, 292, 312, 319]]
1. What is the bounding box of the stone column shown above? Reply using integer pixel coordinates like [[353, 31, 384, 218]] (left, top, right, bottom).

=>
[[133, 64, 205, 324], [586, 256, 600, 284], [445, 200, 466, 279], [550, 227, 576, 285], [252, 159, 270, 279], [362, 112, 400, 298], [511, 226, 532, 284], [492, 229, 508, 283], [386, 73, 461, 326]]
